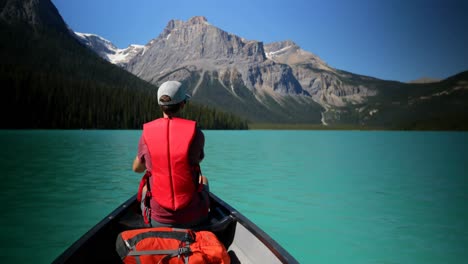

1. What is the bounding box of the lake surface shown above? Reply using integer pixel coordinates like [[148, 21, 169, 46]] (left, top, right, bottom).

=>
[[0, 130, 467, 263]]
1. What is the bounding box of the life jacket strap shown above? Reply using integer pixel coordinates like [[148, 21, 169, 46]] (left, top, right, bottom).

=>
[[137, 171, 151, 202], [137, 171, 152, 225]]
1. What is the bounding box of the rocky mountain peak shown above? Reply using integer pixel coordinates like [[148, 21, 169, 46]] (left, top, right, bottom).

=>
[[163, 19, 183, 32], [265, 40, 298, 51], [160, 16, 209, 41], [188, 16, 208, 25], [264, 40, 333, 72], [1, 0, 68, 33]]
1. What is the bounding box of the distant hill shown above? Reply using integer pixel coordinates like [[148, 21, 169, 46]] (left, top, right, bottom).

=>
[[79, 16, 468, 130], [0, 0, 247, 129], [408, 77, 441, 84], [363, 71, 468, 130]]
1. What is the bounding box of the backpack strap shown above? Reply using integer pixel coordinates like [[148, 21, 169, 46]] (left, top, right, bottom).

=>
[[125, 230, 194, 246], [128, 247, 192, 264]]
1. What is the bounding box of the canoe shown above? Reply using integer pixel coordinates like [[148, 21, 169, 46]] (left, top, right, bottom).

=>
[[52, 192, 299, 263]]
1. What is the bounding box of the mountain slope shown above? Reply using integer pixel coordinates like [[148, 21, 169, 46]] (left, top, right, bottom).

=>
[[363, 71, 468, 130], [0, 0, 247, 129]]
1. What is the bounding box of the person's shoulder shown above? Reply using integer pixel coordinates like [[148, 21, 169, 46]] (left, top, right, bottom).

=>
[[196, 126, 204, 135], [194, 126, 205, 140]]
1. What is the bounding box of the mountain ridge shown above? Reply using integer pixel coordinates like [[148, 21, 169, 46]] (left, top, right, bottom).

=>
[[4, 1, 467, 129], [76, 16, 468, 128]]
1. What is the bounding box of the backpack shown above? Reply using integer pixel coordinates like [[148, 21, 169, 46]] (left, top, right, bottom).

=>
[[116, 227, 230, 264]]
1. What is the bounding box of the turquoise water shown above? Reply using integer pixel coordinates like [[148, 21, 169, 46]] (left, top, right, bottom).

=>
[[0, 130, 467, 263]]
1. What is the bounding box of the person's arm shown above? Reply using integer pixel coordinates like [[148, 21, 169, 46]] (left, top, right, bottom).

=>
[[133, 134, 148, 173], [190, 128, 205, 164], [132, 155, 146, 173]]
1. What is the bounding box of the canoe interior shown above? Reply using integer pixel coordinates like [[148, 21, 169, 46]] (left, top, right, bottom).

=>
[[53, 193, 298, 264]]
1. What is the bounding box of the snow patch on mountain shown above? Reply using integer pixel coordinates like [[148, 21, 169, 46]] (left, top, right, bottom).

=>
[[265, 45, 293, 60], [74, 32, 146, 65]]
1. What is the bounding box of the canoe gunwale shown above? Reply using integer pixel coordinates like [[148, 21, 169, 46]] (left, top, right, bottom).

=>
[[210, 193, 299, 264], [52, 195, 137, 264]]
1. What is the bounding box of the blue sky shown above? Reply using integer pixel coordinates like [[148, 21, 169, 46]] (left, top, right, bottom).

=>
[[51, 0, 468, 82]]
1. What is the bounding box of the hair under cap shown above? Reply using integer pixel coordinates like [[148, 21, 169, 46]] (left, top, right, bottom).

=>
[[157, 81, 191, 106]]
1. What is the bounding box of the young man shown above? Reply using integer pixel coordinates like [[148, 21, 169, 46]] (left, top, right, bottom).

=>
[[132, 80, 209, 227]]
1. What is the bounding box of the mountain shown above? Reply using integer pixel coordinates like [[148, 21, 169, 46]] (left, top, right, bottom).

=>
[[361, 71, 468, 130], [408, 77, 441, 84], [74, 32, 146, 66], [0, 0, 247, 129], [83, 16, 468, 129], [0, 0, 68, 33]]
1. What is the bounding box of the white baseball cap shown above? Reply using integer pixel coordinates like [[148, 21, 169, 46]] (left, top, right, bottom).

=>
[[157, 81, 191, 105]]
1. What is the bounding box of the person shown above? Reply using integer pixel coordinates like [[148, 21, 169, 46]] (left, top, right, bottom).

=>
[[132, 80, 210, 228]]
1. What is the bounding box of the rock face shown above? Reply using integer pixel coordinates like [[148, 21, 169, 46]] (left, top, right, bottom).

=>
[[264, 40, 377, 107], [125, 16, 276, 92]]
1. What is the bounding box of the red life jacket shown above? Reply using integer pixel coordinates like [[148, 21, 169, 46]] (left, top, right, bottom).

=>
[[143, 117, 198, 211]]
